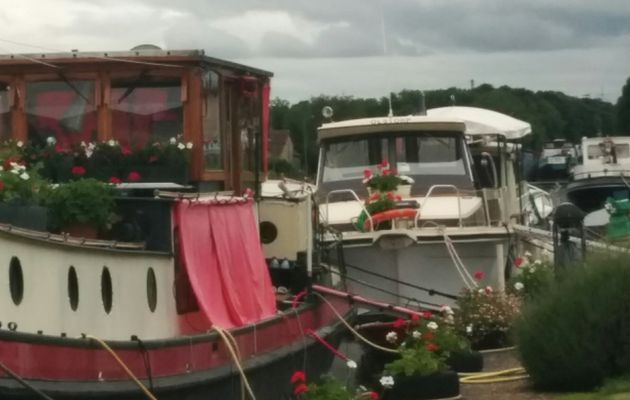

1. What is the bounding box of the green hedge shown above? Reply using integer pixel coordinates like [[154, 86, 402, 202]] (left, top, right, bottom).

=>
[[515, 255, 630, 391]]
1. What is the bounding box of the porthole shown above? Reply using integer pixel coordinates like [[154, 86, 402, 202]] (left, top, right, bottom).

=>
[[68, 266, 79, 311], [101, 267, 113, 314], [259, 221, 278, 244], [146, 267, 157, 312], [9, 257, 24, 305]]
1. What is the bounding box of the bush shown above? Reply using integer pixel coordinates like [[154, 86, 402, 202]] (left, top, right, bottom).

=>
[[515, 255, 630, 391], [507, 257, 554, 301]]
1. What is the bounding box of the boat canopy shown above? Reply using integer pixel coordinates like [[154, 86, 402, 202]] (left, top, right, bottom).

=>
[[318, 116, 465, 141], [426, 106, 531, 140]]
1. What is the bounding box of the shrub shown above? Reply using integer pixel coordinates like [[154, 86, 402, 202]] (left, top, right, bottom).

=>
[[507, 255, 554, 301], [46, 178, 117, 229], [515, 255, 630, 391]]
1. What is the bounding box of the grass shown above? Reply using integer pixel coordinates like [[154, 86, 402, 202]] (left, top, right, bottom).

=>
[[558, 376, 630, 400]]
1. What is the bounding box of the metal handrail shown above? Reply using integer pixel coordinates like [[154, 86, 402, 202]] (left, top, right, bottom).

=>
[[416, 185, 463, 228], [571, 169, 630, 180], [325, 189, 374, 232]]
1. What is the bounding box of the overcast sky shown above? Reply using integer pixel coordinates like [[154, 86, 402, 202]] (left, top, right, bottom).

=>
[[0, 0, 628, 103]]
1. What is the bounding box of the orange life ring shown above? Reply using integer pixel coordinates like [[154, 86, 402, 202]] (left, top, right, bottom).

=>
[[363, 208, 418, 231]]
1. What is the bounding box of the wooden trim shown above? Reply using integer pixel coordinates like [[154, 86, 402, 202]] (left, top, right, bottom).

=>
[[231, 86, 242, 194], [97, 71, 110, 142], [201, 171, 226, 181], [185, 69, 202, 181], [12, 75, 26, 141]]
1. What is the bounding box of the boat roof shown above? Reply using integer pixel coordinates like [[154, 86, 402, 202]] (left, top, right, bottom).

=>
[[318, 115, 466, 141], [582, 136, 630, 145], [0, 48, 274, 77], [426, 106, 531, 140]]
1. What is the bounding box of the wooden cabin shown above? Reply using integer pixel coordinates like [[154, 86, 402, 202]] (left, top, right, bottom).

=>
[[0, 46, 272, 193]]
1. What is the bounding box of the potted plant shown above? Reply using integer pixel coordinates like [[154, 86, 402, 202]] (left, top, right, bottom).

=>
[[290, 371, 381, 400], [45, 178, 117, 238], [126, 136, 193, 184], [378, 316, 461, 400], [363, 160, 414, 197], [0, 149, 50, 231], [453, 275, 521, 350]]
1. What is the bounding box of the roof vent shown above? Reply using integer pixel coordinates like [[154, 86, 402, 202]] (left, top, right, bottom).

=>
[[130, 44, 162, 51]]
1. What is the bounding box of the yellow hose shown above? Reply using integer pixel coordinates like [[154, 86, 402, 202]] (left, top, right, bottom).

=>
[[86, 334, 158, 400], [459, 367, 529, 384]]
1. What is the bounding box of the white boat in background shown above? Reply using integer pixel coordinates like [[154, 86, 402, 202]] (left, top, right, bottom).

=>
[[567, 136, 630, 213], [316, 106, 532, 309], [533, 139, 578, 181]]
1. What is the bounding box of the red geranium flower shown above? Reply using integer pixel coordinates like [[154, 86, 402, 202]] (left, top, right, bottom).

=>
[[0, 180, 5, 191], [474, 271, 485, 281], [386, 192, 396, 201], [393, 318, 406, 328], [514, 257, 524, 267], [109, 176, 122, 184], [148, 155, 159, 163], [410, 313, 420, 321], [365, 391, 379, 399], [121, 146, 132, 156], [382, 169, 391, 176], [422, 331, 434, 341], [379, 160, 389, 170], [127, 171, 142, 182], [363, 169, 373, 179], [290, 371, 306, 384], [426, 343, 439, 352], [423, 311, 433, 318], [71, 166, 86, 176], [293, 383, 308, 395]]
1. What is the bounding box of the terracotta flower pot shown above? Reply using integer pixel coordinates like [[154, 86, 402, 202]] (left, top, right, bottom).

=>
[[63, 223, 99, 239]]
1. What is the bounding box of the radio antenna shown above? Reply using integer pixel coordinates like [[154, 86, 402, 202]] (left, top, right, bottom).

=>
[[381, 6, 394, 117]]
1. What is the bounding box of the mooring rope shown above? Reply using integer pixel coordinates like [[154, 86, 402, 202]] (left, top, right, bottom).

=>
[[86, 335, 157, 400], [212, 326, 256, 400]]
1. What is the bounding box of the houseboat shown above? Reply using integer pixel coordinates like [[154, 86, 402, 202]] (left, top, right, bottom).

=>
[[0, 47, 351, 399]]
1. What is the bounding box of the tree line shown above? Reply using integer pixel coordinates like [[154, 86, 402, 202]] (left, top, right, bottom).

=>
[[270, 80, 630, 176]]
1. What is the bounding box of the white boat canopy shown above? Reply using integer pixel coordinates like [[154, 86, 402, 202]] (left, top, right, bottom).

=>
[[426, 106, 531, 140]]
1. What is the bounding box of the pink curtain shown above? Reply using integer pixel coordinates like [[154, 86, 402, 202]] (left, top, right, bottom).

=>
[[174, 200, 276, 328]]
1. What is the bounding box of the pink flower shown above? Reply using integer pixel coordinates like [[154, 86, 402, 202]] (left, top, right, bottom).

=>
[[423, 311, 433, 318], [109, 176, 122, 184], [149, 155, 158, 163], [390, 168, 398, 175], [474, 271, 485, 281], [71, 166, 86, 176], [393, 318, 406, 328], [0, 180, 4, 191], [290, 371, 306, 384], [514, 257, 524, 267], [363, 169, 373, 179], [293, 383, 308, 395], [364, 392, 379, 399], [410, 313, 420, 322], [379, 160, 389, 170], [382, 169, 391, 176], [121, 146, 132, 156], [127, 171, 142, 182], [484, 286, 494, 294]]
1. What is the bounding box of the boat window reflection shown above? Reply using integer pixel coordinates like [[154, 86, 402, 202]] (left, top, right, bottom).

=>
[[26, 80, 97, 149]]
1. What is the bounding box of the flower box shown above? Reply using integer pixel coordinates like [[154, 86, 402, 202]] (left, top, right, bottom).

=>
[[126, 164, 189, 184]]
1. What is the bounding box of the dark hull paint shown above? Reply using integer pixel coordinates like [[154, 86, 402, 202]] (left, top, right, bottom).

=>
[[0, 302, 354, 400], [566, 176, 630, 213]]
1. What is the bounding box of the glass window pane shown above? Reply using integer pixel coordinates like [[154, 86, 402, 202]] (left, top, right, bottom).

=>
[[110, 79, 182, 148], [26, 80, 96, 148], [0, 83, 10, 141]]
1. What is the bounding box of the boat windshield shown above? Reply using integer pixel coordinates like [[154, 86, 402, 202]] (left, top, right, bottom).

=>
[[321, 132, 471, 186]]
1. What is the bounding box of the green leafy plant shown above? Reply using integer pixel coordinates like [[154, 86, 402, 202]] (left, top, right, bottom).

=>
[[46, 178, 117, 229], [507, 254, 554, 300], [290, 371, 380, 400], [0, 159, 47, 205], [133, 136, 193, 167], [516, 255, 630, 391], [362, 160, 406, 192]]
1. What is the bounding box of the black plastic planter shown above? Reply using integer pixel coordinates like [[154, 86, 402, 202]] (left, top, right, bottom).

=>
[[383, 370, 460, 400], [446, 350, 484, 372], [0, 204, 49, 231]]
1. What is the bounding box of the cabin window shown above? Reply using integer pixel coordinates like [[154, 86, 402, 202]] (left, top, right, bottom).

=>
[[9, 256, 24, 306], [110, 78, 183, 148], [146, 267, 157, 312], [26, 80, 97, 149], [322, 138, 388, 182], [396, 135, 466, 176], [238, 97, 259, 172], [0, 82, 11, 141], [68, 266, 79, 311], [202, 74, 222, 170], [101, 266, 113, 314]]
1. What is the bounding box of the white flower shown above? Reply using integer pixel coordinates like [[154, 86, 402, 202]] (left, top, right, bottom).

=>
[[385, 331, 398, 343], [440, 305, 454, 315], [514, 282, 525, 291], [412, 330, 422, 339], [0, 166, 3, 171], [19, 172, 30, 180], [47, 136, 57, 145], [380, 376, 395, 388], [170, 137, 177, 145], [524, 250, 532, 258], [108, 139, 116, 146], [427, 321, 438, 330], [346, 360, 357, 369], [186, 142, 193, 149], [534, 259, 542, 265], [177, 142, 185, 150], [466, 324, 473, 334], [530, 267, 536, 273], [478, 288, 485, 294], [16, 141, 23, 147]]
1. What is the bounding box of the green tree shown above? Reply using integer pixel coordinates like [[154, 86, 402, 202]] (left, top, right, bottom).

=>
[[617, 77, 630, 133]]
